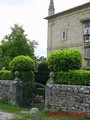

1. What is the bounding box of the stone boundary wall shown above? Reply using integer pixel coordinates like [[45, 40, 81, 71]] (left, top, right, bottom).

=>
[[45, 83, 90, 116], [0, 80, 22, 105]]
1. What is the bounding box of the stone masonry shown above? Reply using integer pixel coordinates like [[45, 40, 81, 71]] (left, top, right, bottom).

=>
[[0, 73, 22, 105], [45, 2, 90, 69], [45, 83, 90, 116]]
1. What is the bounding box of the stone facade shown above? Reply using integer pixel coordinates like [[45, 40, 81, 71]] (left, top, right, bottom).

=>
[[45, 2, 90, 69], [45, 83, 90, 116], [0, 79, 22, 105]]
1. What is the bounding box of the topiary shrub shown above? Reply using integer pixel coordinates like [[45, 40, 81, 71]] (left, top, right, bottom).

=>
[[9, 55, 35, 106], [48, 49, 82, 72], [35, 61, 50, 85], [35, 71, 49, 85], [9, 55, 34, 72], [38, 61, 49, 71]]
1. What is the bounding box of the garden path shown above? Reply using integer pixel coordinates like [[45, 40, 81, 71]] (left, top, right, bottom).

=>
[[0, 111, 14, 120]]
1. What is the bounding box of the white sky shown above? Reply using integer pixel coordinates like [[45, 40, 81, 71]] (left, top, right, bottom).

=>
[[0, 0, 90, 57]]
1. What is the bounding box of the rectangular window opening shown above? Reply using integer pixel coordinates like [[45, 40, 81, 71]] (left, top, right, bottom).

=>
[[83, 20, 90, 42], [85, 48, 90, 59], [61, 30, 67, 40]]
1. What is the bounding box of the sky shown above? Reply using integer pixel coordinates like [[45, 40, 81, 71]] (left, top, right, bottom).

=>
[[0, 0, 90, 57]]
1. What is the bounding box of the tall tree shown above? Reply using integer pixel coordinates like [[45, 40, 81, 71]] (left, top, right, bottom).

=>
[[0, 24, 38, 69]]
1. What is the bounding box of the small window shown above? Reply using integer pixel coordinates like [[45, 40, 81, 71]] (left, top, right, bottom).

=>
[[61, 30, 67, 40], [84, 35, 90, 42], [85, 48, 90, 58]]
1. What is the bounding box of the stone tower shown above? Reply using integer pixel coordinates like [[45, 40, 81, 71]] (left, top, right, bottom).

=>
[[48, 0, 55, 16]]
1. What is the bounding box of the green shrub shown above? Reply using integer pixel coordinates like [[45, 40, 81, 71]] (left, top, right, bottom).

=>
[[55, 70, 90, 85], [0, 70, 13, 80], [35, 61, 50, 85], [35, 71, 49, 85], [48, 49, 82, 72], [35, 88, 45, 96], [38, 61, 49, 71], [9, 55, 35, 106], [9, 55, 34, 72]]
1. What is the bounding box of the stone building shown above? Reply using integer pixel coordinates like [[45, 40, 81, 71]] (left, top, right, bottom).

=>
[[45, 0, 90, 69]]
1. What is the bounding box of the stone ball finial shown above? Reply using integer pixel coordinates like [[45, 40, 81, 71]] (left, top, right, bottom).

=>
[[49, 71, 55, 84], [15, 71, 20, 76], [14, 71, 20, 81], [49, 71, 55, 78], [30, 107, 40, 119], [2, 67, 5, 70]]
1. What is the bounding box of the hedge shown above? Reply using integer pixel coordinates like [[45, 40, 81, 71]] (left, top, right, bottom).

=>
[[35, 88, 45, 96], [9, 55, 35, 106], [35, 61, 50, 85], [9, 55, 34, 72], [48, 49, 82, 72], [35, 71, 49, 85], [55, 70, 90, 85], [38, 61, 49, 72], [0, 70, 13, 80]]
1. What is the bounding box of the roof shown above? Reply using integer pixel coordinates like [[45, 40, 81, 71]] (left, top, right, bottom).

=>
[[45, 2, 90, 20]]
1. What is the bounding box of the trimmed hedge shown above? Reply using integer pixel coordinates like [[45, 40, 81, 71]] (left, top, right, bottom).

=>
[[38, 61, 49, 71], [9, 55, 34, 72], [35, 71, 49, 85], [35, 88, 45, 96], [48, 49, 82, 72], [0, 70, 13, 80], [35, 61, 50, 85], [9, 55, 35, 106], [55, 70, 90, 85]]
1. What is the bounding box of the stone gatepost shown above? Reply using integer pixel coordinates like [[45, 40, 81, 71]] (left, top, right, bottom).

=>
[[45, 71, 55, 109], [9, 71, 22, 105]]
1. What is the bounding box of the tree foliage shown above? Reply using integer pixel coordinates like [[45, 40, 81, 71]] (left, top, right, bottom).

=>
[[0, 24, 38, 69]]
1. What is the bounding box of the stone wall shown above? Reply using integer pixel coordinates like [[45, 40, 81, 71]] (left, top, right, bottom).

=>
[[45, 83, 90, 116], [0, 72, 22, 105]]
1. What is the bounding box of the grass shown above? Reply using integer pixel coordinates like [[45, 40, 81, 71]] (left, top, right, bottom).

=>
[[0, 102, 30, 120], [0, 102, 90, 120], [0, 102, 23, 113]]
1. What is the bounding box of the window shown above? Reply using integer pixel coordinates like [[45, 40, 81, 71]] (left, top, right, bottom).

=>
[[61, 30, 67, 40], [85, 48, 90, 59], [83, 21, 90, 42]]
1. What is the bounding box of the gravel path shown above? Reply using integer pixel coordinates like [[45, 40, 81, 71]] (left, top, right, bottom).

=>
[[0, 111, 15, 120]]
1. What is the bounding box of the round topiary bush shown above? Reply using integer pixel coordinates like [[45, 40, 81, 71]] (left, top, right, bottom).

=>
[[35, 61, 50, 85], [38, 61, 49, 71], [9, 55, 34, 72], [48, 49, 82, 72], [9, 55, 35, 106]]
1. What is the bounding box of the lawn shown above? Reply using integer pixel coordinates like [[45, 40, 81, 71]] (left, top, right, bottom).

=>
[[0, 102, 90, 120]]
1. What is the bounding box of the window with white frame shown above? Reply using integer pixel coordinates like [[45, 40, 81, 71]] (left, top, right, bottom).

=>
[[83, 20, 90, 42], [85, 48, 90, 59], [61, 30, 67, 40]]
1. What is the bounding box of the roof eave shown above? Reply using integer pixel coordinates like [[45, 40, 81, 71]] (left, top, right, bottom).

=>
[[44, 2, 90, 20]]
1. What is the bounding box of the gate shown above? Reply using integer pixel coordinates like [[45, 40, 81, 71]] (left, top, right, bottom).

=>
[[32, 82, 46, 110]]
